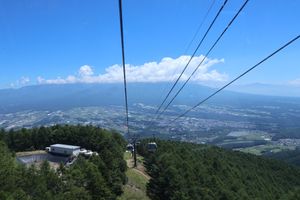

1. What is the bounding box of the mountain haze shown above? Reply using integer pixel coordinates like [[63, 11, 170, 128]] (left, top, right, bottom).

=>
[[1, 83, 299, 114]]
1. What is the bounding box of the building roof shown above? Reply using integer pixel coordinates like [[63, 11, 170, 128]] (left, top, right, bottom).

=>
[[50, 144, 80, 149]]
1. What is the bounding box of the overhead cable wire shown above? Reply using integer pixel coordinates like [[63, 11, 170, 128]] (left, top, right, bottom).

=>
[[154, 0, 228, 115], [148, 0, 217, 129], [118, 0, 130, 139], [157, 0, 249, 118], [184, 0, 217, 53], [171, 34, 300, 122], [156, 0, 217, 112]]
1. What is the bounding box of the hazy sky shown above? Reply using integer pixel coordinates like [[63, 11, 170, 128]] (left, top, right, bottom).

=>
[[0, 0, 299, 89]]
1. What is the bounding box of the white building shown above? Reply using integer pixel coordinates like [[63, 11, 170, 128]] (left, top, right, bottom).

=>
[[49, 144, 80, 156]]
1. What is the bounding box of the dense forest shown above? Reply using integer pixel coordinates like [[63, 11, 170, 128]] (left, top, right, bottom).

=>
[[138, 140, 300, 200], [0, 125, 127, 200], [2, 126, 300, 199], [266, 149, 300, 167]]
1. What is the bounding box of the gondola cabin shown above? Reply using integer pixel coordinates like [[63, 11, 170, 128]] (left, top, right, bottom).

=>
[[126, 144, 134, 152], [147, 142, 157, 152]]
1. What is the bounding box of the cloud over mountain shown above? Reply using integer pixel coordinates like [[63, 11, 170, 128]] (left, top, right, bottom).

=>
[[37, 55, 227, 84], [10, 76, 31, 88]]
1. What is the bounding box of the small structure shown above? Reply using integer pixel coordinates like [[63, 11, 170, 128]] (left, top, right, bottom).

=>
[[147, 142, 157, 152], [78, 148, 98, 157], [126, 144, 134, 152], [48, 144, 81, 156]]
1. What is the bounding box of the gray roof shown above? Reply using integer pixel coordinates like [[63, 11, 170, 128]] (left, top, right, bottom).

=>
[[50, 144, 80, 149]]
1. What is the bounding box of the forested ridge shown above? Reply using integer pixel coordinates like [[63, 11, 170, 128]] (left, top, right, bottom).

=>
[[138, 140, 300, 200], [2, 126, 300, 200], [266, 149, 300, 167], [0, 125, 127, 200]]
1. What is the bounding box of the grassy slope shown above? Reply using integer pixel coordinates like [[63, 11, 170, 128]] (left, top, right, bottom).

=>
[[118, 152, 150, 200]]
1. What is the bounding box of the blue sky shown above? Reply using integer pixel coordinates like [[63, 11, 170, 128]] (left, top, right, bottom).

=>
[[0, 0, 299, 90]]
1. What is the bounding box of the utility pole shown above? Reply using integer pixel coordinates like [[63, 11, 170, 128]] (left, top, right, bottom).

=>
[[133, 138, 137, 167]]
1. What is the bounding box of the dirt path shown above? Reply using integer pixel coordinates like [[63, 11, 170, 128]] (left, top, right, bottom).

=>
[[126, 158, 133, 168], [132, 168, 150, 180], [119, 152, 150, 200], [126, 154, 150, 180]]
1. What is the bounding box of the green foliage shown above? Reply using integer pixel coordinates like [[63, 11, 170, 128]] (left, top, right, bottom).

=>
[[266, 149, 300, 167], [117, 185, 150, 200], [139, 140, 300, 200], [0, 141, 18, 198], [0, 125, 127, 200]]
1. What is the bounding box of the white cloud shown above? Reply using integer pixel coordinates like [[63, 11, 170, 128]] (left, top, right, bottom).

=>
[[79, 65, 94, 76], [10, 76, 31, 88], [37, 55, 227, 84], [20, 77, 30, 85], [288, 79, 300, 86]]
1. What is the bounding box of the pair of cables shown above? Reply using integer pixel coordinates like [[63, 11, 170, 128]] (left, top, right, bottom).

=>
[[154, 0, 249, 122]]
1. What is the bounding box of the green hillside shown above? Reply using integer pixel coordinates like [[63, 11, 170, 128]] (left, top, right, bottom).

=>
[[118, 152, 150, 200], [1, 126, 300, 200], [138, 140, 300, 200], [0, 125, 127, 200], [266, 149, 300, 167]]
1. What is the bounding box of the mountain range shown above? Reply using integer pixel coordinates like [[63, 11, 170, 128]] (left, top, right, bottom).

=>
[[1, 83, 300, 114]]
